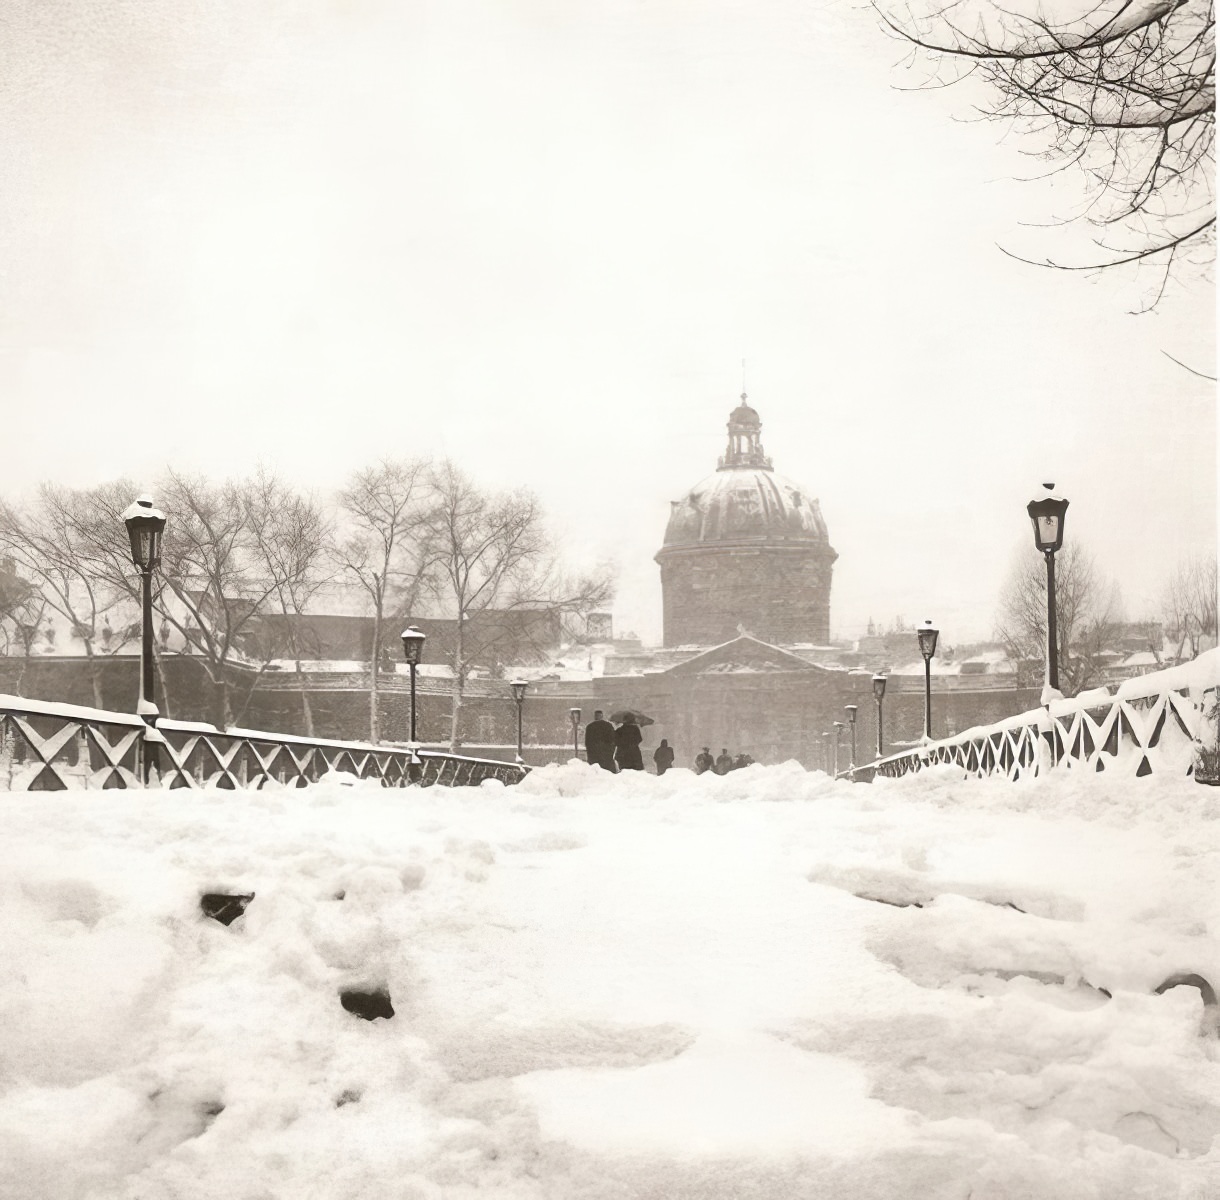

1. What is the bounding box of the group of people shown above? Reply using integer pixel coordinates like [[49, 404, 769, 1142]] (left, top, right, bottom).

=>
[[694, 747, 754, 775], [583, 713, 752, 777], [583, 710, 649, 773]]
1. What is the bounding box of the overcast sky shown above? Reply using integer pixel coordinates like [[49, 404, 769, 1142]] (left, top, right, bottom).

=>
[[1, 0, 1214, 646]]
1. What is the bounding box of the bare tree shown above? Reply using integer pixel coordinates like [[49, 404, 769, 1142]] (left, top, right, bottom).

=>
[[996, 542, 1125, 693], [0, 485, 135, 707], [1161, 552, 1218, 655], [337, 459, 434, 744], [239, 470, 333, 736], [426, 460, 614, 751], [67, 474, 279, 727], [880, 0, 1215, 303], [0, 559, 47, 695]]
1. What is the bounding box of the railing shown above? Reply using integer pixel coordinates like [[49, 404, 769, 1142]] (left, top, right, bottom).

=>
[[864, 651, 1219, 784], [0, 694, 528, 791]]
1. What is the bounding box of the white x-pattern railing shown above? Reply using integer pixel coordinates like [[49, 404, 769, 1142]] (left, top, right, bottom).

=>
[[0, 695, 528, 791], [868, 652, 1218, 784]]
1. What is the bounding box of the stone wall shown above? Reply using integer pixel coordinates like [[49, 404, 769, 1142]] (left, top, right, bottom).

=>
[[0, 653, 1040, 773], [658, 544, 834, 647]]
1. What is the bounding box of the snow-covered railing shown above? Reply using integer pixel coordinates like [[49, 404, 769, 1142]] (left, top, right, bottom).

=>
[[0, 694, 528, 791], [866, 651, 1219, 784]]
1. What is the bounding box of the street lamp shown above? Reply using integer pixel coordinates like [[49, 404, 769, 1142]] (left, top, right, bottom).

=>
[[872, 673, 887, 759], [569, 707, 582, 758], [844, 704, 858, 770], [121, 494, 166, 784], [832, 720, 844, 775], [821, 730, 831, 774], [510, 679, 528, 764], [917, 619, 939, 742], [400, 626, 426, 782], [1026, 482, 1070, 697]]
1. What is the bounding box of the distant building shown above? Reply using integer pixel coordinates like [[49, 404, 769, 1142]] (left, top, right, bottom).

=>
[[655, 398, 837, 647]]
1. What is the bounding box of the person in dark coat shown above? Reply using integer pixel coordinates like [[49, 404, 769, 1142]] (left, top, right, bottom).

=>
[[653, 739, 675, 775], [584, 710, 617, 772], [733, 753, 752, 770], [714, 749, 733, 775], [694, 747, 714, 774], [613, 714, 645, 771]]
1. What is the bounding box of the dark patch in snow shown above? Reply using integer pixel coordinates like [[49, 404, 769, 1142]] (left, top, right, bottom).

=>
[[340, 988, 395, 1021], [1154, 972, 1217, 1008], [199, 893, 254, 926], [334, 890, 346, 901], [992, 969, 1065, 987], [436, 1021, 695, 1081], [854, 893, 924, 909], [335, 1089, 362, 1107]]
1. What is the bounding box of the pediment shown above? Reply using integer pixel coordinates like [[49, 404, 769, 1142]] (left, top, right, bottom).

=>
[[663, 635, 818, 676]]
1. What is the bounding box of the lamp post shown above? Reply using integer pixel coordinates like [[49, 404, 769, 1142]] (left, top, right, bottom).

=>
[[917, 619, 939, 742], [832, 720, 844, 775], [821, 731, 830, 774], [1026, 482, 1070, 697], [872, 673, 887, 759], [400, 626, 426, 782], [844, 704, 858, 771], [121, 495, 167, 785], [569, 707, 582, 758], [510, 679, 528, 764]]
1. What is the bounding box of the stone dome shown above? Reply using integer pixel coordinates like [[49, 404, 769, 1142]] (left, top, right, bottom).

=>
[[662, 467, 831, 548], [655, 398, 837, 647]]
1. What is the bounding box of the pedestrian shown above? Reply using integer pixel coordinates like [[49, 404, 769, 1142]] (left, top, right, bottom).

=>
[[694, 747, 714, 774], [714, 748, 733, 775], [613, 713, 645, 771], [733, 752, 751, 770], [584, 709, 617, 772], [653, 738, 675, 775]]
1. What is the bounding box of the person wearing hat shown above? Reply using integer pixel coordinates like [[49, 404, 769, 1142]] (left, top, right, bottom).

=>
[[584, 709, 617, 771], [653, 738, 675, 775], [613, 713, 644, 771]]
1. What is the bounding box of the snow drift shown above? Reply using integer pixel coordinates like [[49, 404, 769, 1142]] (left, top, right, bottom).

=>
[[0, 760, 1217, 1198]]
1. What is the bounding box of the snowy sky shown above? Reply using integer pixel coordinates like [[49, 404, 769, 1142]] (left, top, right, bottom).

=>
[[0, 0, 1214, 645]]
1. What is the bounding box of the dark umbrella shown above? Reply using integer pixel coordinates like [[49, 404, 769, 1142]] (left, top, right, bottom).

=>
[[609, 710, 655, 726]]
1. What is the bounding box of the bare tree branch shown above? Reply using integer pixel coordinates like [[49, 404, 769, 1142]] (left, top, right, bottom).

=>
[[878, 0, 1215, 304], [336, 458, 435, 743]]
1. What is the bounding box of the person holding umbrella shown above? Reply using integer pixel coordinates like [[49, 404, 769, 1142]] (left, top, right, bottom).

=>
[[610, 709, 647, 772]]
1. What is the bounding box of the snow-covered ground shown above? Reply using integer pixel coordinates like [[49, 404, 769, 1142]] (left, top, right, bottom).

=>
[[1, 762, 1217, 1199]]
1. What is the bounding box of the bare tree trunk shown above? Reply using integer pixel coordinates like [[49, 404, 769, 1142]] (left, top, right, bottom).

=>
[[153, 647, 174, 721], [369, 608, 382, 744], [229, 660, 274, 730], [448, 618, 464, 751], [294, 654, 315, 738], [83, 639, 104, 709]]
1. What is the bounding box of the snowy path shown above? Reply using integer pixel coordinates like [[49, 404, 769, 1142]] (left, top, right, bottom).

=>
[[0, 762, 1217, 1199], [413, 800, 914, 1158]]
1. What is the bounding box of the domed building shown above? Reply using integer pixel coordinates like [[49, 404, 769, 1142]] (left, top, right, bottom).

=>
[[655, 399, 837, 647]]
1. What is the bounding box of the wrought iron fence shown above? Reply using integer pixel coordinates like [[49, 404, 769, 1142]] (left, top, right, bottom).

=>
[[0, 694, 528, 791], [864, 652, 1218, 784]]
